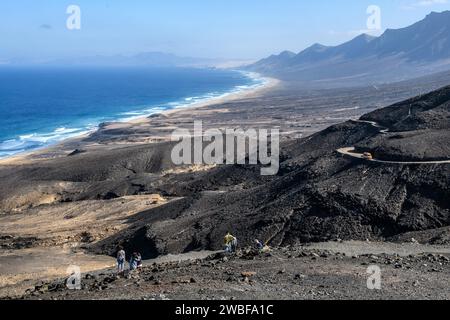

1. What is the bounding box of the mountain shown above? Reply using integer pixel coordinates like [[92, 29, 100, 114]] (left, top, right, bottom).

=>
[[251, 50, 296, 70], [245, 11, 450, 86]]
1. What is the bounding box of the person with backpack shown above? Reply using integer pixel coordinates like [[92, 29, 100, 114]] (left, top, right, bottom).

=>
[[254, 239, 264, 251], [117, 246, 126, 274], [129, 252, 143, 271], [224, 232, 238, 253], [135, 252, 143, 269], [129, 252, 138, 271]]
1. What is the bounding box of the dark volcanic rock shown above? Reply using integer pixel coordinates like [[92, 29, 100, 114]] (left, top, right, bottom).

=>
[[0, 235, 39, 249], [87, 86, 450, 256], [357, 85, 450, 161], [361, 85, 450, 130], [1, 85, 449, 258]]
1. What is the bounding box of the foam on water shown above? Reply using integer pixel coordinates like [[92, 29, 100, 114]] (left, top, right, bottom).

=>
[[107, 71, 266, 123], [0, 126, 93, 158]]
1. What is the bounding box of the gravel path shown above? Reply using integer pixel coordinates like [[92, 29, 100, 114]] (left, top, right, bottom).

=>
[[337, 120, 450, 164]]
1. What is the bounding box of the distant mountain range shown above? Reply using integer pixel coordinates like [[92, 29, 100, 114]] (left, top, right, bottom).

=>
[[6, 52, 247, 68], [245, 11, 450, 86], [58, 52, 218, 67]]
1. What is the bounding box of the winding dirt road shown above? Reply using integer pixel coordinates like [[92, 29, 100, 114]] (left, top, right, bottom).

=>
[[337, 120, 450, 165]]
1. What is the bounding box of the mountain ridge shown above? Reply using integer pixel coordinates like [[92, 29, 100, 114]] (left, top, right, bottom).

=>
[[245, 11, 450, 86]]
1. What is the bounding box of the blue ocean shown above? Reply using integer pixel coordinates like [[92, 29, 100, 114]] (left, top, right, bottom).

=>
[[0, 67, 263, 158]]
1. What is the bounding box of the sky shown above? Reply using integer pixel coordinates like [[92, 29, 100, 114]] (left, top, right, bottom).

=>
[[1, 0, 450, 62]]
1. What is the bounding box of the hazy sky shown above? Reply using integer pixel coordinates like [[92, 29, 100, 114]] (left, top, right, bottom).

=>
[[1, 0, 450, 62]]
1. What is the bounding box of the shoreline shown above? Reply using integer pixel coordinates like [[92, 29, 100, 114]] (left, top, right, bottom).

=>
[[129, 74, 280, 122], [0, 72, 281, 165]]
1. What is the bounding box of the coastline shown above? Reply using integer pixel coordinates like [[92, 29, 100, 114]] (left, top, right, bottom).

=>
[[129, 74, 280, 122], [0, 73, 280, 165]]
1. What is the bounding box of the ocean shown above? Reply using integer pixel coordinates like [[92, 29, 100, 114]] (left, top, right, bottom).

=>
[[0, 67, 264, 158]]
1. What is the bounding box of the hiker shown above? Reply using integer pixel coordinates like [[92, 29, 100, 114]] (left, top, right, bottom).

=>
[[117, 246, 126, 273], [136, 252, 143, 269], [261, 243, 271, 253], [224, 232, 238, 253], [254, 239, 264, 251], [129, 252, 142, 271], [129, 252, 138, 271]]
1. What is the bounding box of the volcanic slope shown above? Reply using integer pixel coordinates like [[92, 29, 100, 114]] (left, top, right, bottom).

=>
[[91, 86, 450, 258]]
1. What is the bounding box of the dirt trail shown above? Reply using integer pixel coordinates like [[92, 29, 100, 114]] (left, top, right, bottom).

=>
[[304, 241, 450, 257], [142, 250, 222, 266], [337, 120, 450, 164], [16, 243, 450, 300], [337, 146, 450, 164], [0, 247, 114, 298]]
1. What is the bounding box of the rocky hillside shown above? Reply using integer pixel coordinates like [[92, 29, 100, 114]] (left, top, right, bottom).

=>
[[0, 85, 448, 260], [357, 85, 450, 161], [91, 86, 450, 258]]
